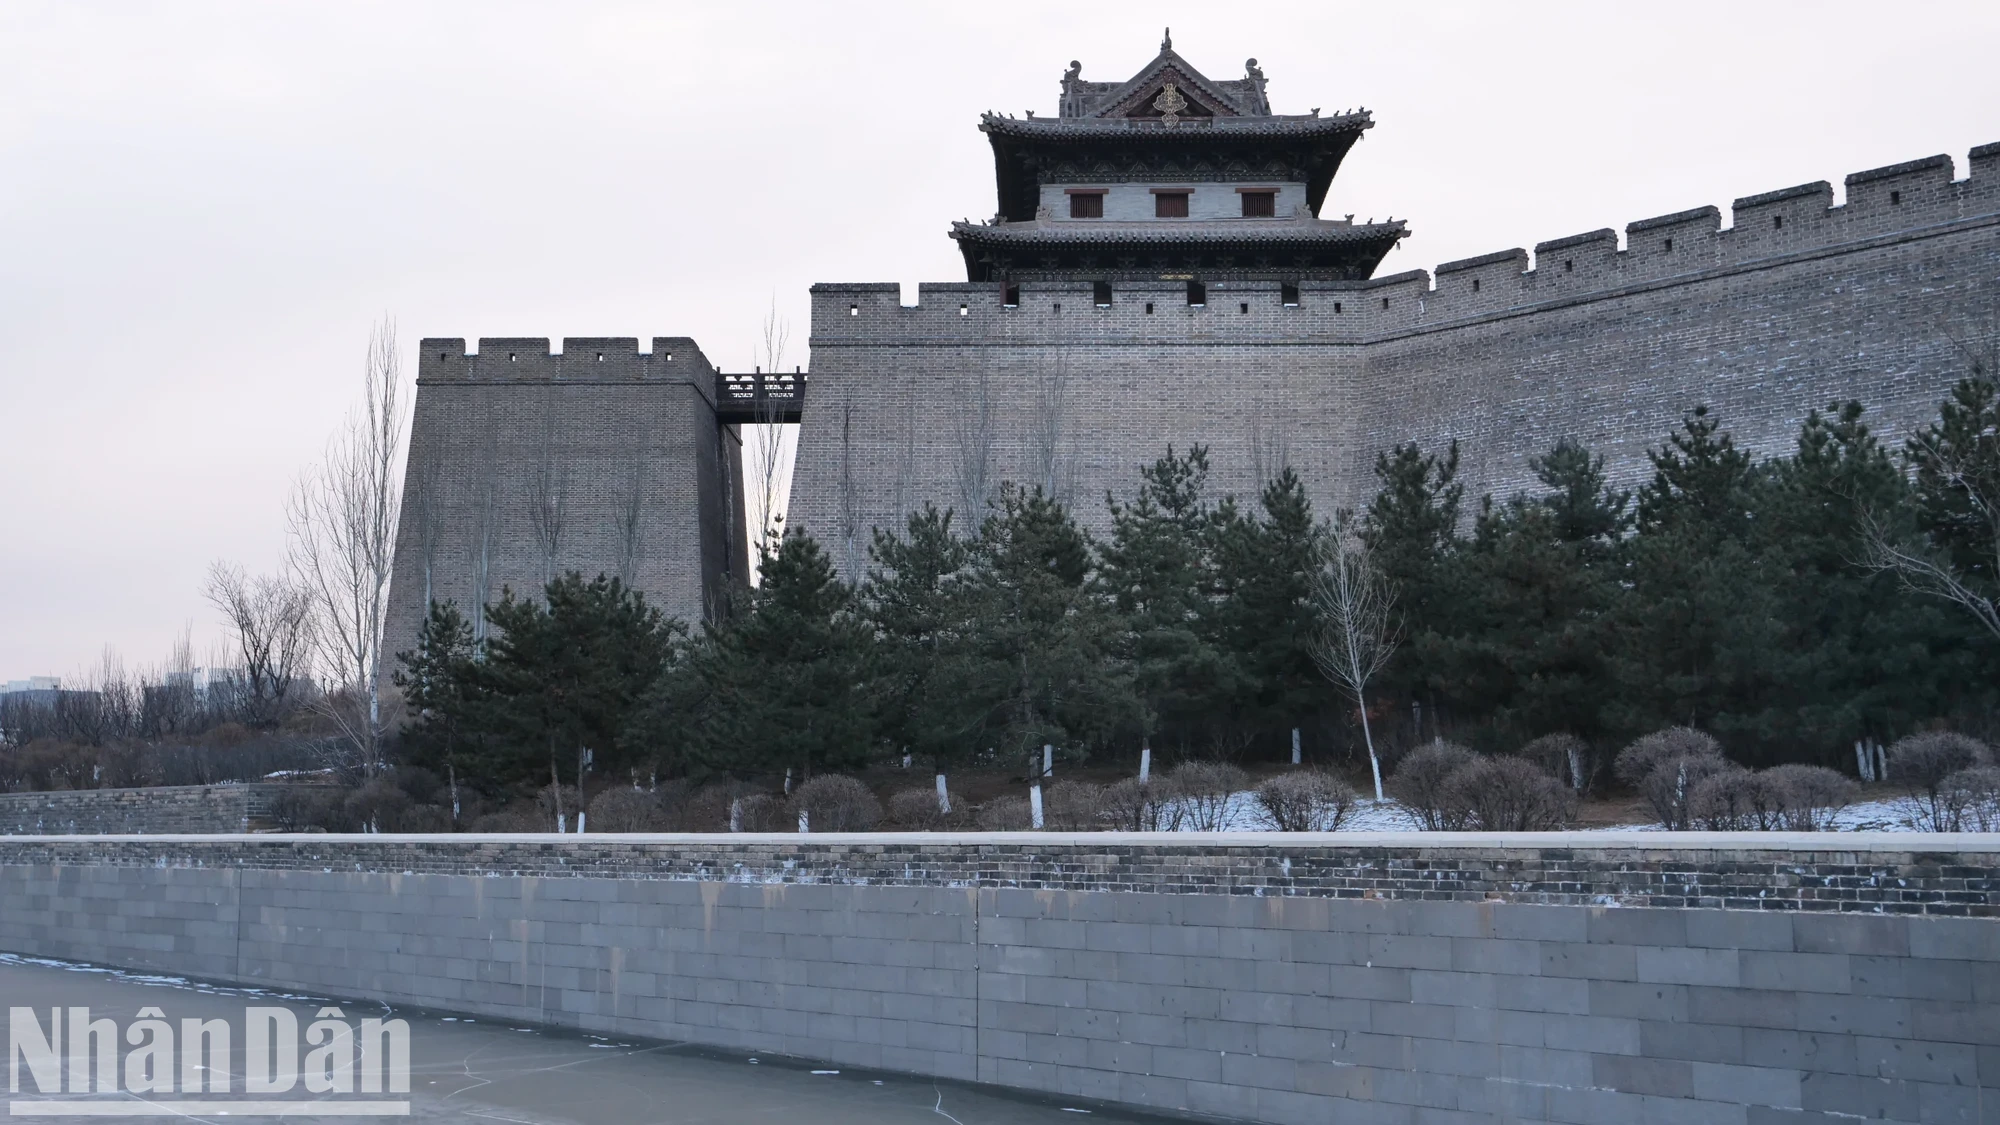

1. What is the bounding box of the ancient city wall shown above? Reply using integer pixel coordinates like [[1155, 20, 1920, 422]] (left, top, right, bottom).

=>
[[1, 834, 1993, 1125], [790, 145, 2000, 561], [384, 337, 744, 662], [0, 784, 303, 835]]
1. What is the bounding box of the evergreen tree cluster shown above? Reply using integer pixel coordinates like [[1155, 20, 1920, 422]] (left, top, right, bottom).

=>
[[394, 383, 2000, 796]]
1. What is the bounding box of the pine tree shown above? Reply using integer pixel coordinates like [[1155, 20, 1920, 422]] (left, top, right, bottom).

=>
[[650, 532, 877, 779], [1361, 440, 1463, 708], [1097, 446, 1237, 756], [391, 599, 479, 785], [862, 504, 982, 772], [961, 484, 1133, 765], [472, 572, 679, 795], [1210, 467, 1326, 746], [1612, 407, 1780, 738], [1744, 401, 1962, 760]]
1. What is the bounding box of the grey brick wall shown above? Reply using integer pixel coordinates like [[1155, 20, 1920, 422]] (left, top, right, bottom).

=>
[[0, 784, 305, 835], [382, 337, 740, 665], [0, 835, 1994, 1124], [790, 145, 2000, 564]]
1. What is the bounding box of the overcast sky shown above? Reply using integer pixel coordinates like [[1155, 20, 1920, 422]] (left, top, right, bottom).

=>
[[4, 1, 1999, 679]]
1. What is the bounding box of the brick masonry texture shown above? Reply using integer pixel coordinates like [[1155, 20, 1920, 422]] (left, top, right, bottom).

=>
[[383, 337, 745, 662], [0, 784, 305, 835], [789, 146, 2000, 565], [2, 835, 1995, 1124]]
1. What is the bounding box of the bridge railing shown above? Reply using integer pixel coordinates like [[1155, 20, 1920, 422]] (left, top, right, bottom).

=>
[[716, 371, 806, 423]]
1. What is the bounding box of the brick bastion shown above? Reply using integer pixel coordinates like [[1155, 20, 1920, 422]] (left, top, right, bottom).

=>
[[1, 833, 1993, 1124]]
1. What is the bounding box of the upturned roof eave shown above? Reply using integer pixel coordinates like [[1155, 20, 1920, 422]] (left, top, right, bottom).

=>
[[947, 219, 1408, 247], [977, 111, 1371, 141]]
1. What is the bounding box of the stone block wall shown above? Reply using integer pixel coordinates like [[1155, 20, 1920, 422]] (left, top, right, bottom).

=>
[[0, 834, 1994, 1124], [0, 784, 304, 835]]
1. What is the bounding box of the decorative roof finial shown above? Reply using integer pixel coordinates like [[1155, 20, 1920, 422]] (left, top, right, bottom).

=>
[[1162, 28, 1172, 51]]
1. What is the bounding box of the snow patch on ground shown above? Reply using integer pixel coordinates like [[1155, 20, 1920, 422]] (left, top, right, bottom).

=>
[[1165, 792, 1955, 833]]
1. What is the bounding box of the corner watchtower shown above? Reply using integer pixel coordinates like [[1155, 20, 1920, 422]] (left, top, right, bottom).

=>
[[951, 30, 1406, 283]]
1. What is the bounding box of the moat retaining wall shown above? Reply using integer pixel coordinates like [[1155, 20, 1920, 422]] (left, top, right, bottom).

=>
[[1, 834, 1994, 1124]]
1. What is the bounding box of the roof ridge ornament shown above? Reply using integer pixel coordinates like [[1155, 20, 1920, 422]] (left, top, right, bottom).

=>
[[1162, 27, 1171, 51]]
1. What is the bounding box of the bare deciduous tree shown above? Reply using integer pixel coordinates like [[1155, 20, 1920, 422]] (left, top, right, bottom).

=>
[[204, 562, 314, 728], [1030, 351, 1074, 505], [402, 442, 445, 611], [616, 456, 647, 588], [468, 415, 502, 642], [287, 317, 405, 771], [837, 403, 863, 577], [528, 391, 570, 586], [954, 361, 995, 524], [1307, 515, 1399, 801], [747, 297, 794, 558]]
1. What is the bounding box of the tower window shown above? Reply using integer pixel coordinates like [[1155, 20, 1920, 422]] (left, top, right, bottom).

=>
[[1333, 301, 1342, 313], [508, 352, 517, 362], [1239, 302, 1249, 314], [1891, 190, 1902, 205], [1155, 191, 1190, 218], [1240, 191, 1275, 218], [1145, 302, 1155, 314], [1053, 303, 1061, 314], [596, 352, 605, 361], [1069, 192, 1104, 218], [1773, 215, 1784, 230], [1003, 284, 1020, 307], [1186, 281, 1206, 307], [1471, 278, 1481, 292], [1094, 281, 1112, 307], [848, 304, 858, 316], [1381, 297, 1389, 310], [1281, 281, 1299, 306], [1663, 238, 1673, 252], [1564, 260, 1574, 272], [959, 303, 968, 316]]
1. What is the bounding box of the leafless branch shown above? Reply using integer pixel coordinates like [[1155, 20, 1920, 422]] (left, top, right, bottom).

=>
[[1307, 515, 1399, 799]]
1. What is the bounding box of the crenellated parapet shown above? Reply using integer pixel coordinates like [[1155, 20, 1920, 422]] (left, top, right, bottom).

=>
[[417, 337, 717, 401], [809, 143, 2000, 354], [1403, 144, 2000, 331]]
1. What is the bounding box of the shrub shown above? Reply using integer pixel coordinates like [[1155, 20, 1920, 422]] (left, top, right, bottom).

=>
[[1940, 767, 2000, 832], [975, 795, 1031, 830], [1888, 732, 1991, 831], [535, 784, 584, 831], [1389, 740, 1478, 830], [1100, 777, 1179, 831], [1042, 781, 1106, 831], [790, 775, 881, 832], [1763, 764, 1858, 831], [682, 781, 758, 832], [1887, 731, 1990, 789], [468, 802, 548, 832], [1686, 766, 1769, 830], [1615, 728, 1729, 830], [1519, 733, 1596, 793], [587, 787, 672, 832], [1167, 762, 1250, 831], [1445, 756, 1575, 831], [887, 787, 951, 830], [733, 792, 788, 832], [1254, 771, 1358, 831]]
